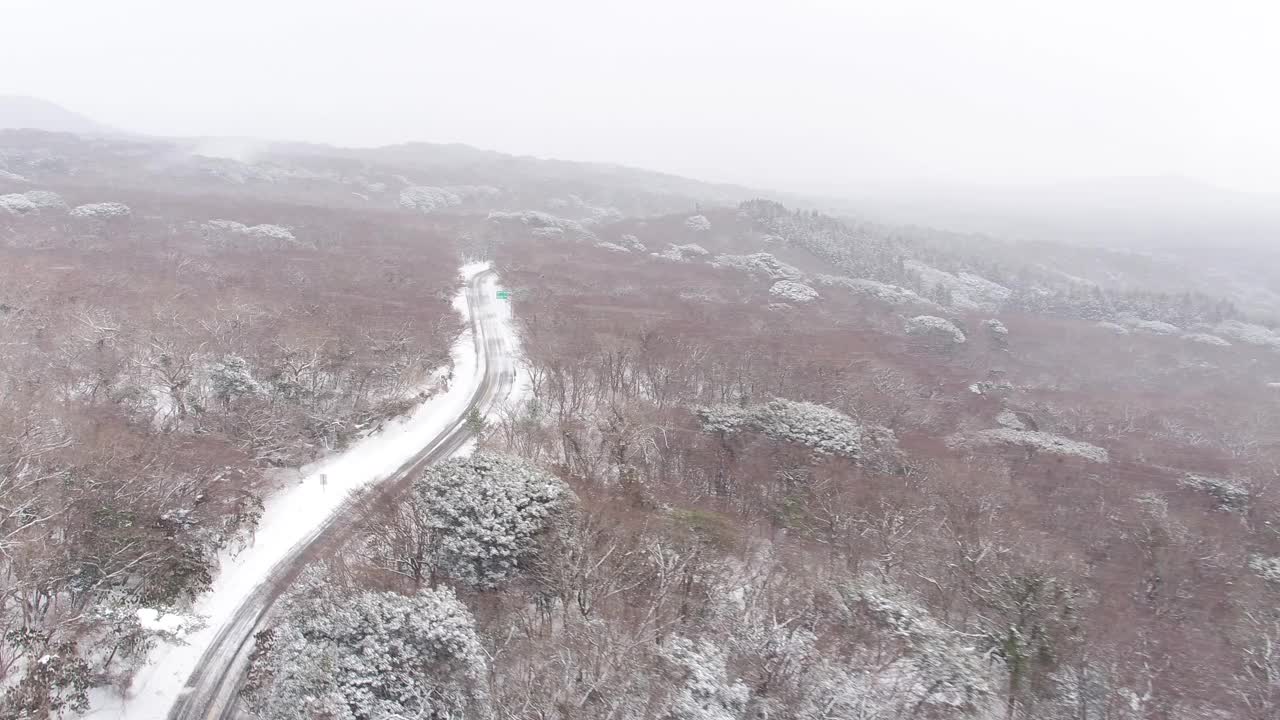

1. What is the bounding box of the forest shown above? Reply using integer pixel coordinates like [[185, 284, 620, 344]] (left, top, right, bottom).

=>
[[3, 128, 1280, 720]]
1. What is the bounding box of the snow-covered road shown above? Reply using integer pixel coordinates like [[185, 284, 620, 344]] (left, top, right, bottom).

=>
[[83, 262, 522, 720]]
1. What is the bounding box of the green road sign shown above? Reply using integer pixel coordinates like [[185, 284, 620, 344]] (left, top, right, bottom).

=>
[[496, 290, 511, 300]]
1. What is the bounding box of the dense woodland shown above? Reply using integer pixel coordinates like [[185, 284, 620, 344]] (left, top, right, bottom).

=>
[[4, 130, 1280, 719]]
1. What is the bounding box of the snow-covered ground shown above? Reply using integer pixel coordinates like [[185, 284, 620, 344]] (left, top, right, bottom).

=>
[[82, 261, 523, 719]]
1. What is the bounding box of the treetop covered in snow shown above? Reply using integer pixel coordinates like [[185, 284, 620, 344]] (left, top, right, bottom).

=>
[[711, 252, 803, 281], [413, 452, 573, 588], [906, 315, 967, 344], [696, 398, 868, 458], [1180, 473, 1250, 512], [399, 184, 499, 213], [245, 573, 488, 720], [684, 214, 712, 231], [948, 427, 1110, 463], [815, 274, 938, 308], [652, 242, 711, 262], [1, 189, 66, 214], [70, 201, 131, 219], [768, 280, 819, 304]]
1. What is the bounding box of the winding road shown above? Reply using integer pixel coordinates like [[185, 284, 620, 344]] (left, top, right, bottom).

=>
[[167, 269, 516, 720]]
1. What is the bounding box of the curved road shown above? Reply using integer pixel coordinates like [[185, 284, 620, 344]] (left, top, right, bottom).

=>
[[168, 269, 516, 720]]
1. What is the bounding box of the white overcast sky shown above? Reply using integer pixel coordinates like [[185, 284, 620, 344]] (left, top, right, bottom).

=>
[[2, 0, 1277, 194]]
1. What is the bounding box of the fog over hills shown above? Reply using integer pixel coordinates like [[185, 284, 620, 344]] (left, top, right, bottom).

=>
[[819, 176, 1280, 249], [5, 88, 1280, 720], [0, 94, 113, 135]]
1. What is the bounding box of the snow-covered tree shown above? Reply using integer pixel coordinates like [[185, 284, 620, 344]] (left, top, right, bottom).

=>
[[653, 243, 710, 262], [1248, 555, 1280, 585], [1, 189, 66, 214], [70, 201, 131, 219], [906, 315, 967, 345], [948, 428, 1109, 463], [815, 274, 938, 308], [711, 252, 803, 281], [413, 452, 573, 588], [696, 399, 867, 459], [618, 234, 646, 252], [768, 281, 819, 304], [243, 223, 296, 244], [684, 214, 712, 232], [0, 636, 91, 718], [844, 578, 998, 714], [664, 636, 750, 720], [399, 186, 463, 213], [245, 573, 488, 720], [1179, 474, 1250, 512], [209, 354, 261, 409], [984, 318, 1009, 348]]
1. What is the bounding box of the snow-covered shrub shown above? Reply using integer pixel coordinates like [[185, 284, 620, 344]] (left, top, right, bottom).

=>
[[968, 380, 1014, 397], [984, 318, 1009, 339], [1248, 555, 1280, 585], [0, 169, 28, 183], [684, 214, 711, 231], [21, 190, 67, 210], [200, 219, 300, 247], [413, 452, 573, 588], [531, 226, 564, 239], [996, 409, 1029, 430], [1132, 319, 1180, 335], [203, 219, 248, 234], [815, 274, 937, 307], [618, 233, 646, 252], [697, 399, 865, 458], [548, 194, 622, 223], [487, 210, 598, 242], [398, 185, 462, 213], [768, 280, 818, 304], [836, 579, 996, 713], [711, 252, 802, 281], [22, 188, 65, 207], [905, 260, 1010, 311], [0, 193, 37, 214], [1214, 320, 1280, 350], [243, 223, 296, 244], [1182, 332, 1231, 347], [246, 575, 488, 720], [70, 201, 131, 219], [208, 354, 261, 407], [652, 243, 710, 262], [1179, 474, 1250, 512], [906, 315, 966, 345], [948, 428, 1109, 463], [1, 189, 66, 215], [695, 404, 751, 434], [664, 637, 750, 720], [400, 184, 499, 213], [1096, 321, 1130, 335], [594, 241, 631, 253], [752, 399, 862, 456]]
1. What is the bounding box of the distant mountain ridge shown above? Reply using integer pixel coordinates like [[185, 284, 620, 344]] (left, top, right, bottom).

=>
[[0, 95, 111, 135]]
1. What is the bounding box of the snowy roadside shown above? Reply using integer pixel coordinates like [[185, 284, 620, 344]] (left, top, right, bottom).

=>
[[81, 260, 523, 719]]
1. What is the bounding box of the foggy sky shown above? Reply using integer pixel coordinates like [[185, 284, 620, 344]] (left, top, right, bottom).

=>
[[2, 0, 1276, 195]]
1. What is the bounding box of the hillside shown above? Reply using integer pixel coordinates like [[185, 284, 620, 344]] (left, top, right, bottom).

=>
[[3, 128, 1280, 720]]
